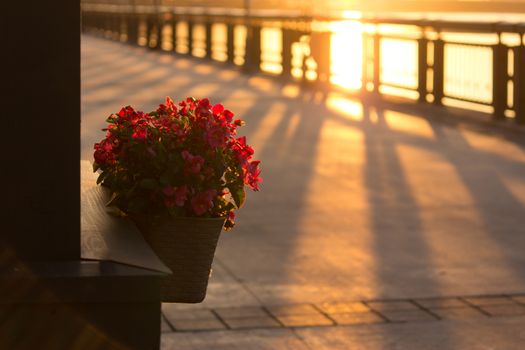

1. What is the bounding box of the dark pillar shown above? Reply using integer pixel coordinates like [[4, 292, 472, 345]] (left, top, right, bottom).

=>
[[2, 0, 80, 261]]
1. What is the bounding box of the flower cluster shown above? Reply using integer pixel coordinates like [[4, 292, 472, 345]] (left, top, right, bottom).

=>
[[93, 97, 262, 230]]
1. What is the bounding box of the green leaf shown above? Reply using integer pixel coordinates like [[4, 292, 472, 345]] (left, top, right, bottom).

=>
[[96, 171, 107, 185], [106, 114, 117, 123], [159, 173, 171, 187], [139, 178, 157, 190], [106, 192, 120, 206], [229, 185, 246, 209], [93, 162, 100, 172], [128, 197, 148, 213]]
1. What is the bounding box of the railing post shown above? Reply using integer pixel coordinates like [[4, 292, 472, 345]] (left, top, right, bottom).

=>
[[172, 14, 178, 52], [146, 14, 154, 48], [281, 28, 293, 79], [244, 24, 261, 71], [114, 12, 120, 40], [514, 38, 525, 124], [493, 31, 508, 120], [155, 13, 163, 50], [418, 36, 428, 102], [310, 31, 331, 88], [187, 19, 194, 55], [205, 20, 213, 59], [433, 34, 445, 105], [372, 30, 381, 94], [251, 25, 262, 71], [361, 31, 370, 93], [227, 22, 235, 63], [127, 12, 138, 45]]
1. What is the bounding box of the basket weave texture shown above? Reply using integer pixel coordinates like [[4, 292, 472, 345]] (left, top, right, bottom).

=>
[[138, 216, 224, 303]]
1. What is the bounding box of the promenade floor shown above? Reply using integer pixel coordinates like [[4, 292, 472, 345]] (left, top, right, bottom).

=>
[[82, 35, 525, 349]]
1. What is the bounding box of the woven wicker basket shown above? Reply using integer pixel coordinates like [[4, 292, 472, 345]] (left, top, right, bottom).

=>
[[137, 216, 225, 303]]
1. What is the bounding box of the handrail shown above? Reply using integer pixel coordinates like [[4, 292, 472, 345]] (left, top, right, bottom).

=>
[[80, 5, 525, 125]]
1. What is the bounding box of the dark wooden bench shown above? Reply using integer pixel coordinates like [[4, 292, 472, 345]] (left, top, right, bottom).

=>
[[0, 162, 170, 349]]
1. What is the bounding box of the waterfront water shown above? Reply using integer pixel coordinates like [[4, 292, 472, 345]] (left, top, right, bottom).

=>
[[139, 10, 525, 112]]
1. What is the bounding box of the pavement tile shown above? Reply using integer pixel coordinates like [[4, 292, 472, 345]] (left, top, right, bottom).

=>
[[378, 309, 437, 322], [266, 304, 321, 316], [161, 315, 173, 333], [330, 312, 385, 325], [276, 314, 335, 327], [214, 306, 268, 319], [223, 317, 282, 330], [414, 298, 469, 309], [479, 304, 525, 317], [162, 309, 216, 321], [318, 301, 370, 314], [366, 300, 420, 311], [431, 307, 487, 320], [464, 296, 515, 306], [511, 296, 525, 304], [170, 318, 227, 332]]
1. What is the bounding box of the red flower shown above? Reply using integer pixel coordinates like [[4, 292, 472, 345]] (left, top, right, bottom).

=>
[[132, 128, 147, 140], [212, 103, 224, 115], [181, 150, 205, 174], [191, 189, 217, 215], [232, 136, 254, 164], [157, 96, 178, 114], [244, 160, 262, 191], [93, 97, 261, 230], [223, 109, 234, 123]]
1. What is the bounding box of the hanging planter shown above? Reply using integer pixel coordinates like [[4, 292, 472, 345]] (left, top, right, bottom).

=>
[[93, 97, 262, 302], [137, 216, 224, 302]]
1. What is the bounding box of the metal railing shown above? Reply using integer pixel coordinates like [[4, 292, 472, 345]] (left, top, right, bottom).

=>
[[81, 3, 525, 124]]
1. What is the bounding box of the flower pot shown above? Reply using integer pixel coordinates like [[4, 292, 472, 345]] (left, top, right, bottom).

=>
[[136, 216, 225, 303]]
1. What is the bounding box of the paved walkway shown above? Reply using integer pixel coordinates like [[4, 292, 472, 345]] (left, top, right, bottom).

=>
[[82, 35, 525, 349]]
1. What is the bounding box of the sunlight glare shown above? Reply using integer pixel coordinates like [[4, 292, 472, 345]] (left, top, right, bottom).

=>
[[326, 93, 363, 121], [330, 20, 363, 90]]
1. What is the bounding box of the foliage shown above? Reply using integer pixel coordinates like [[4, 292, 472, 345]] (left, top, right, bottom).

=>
[[93, 97, 261, 230]]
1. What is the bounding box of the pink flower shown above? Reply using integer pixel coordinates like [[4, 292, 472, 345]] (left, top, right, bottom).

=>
[[93, 140, 116, 165], [181, 150, 205, 174], [191, 189, 217, 215], [173, 186, 189, 206], [206, 124, 227, 148], [163, 185, 189, 207]]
